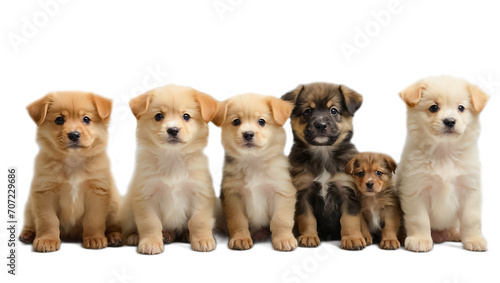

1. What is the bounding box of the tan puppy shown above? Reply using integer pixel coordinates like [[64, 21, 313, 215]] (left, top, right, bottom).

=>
[[121, 85, 218, 254], [346, 152, 402, 250], [20, 91, 122, 252], [398, 76, 489, 252], [213, 94, 297, 251]]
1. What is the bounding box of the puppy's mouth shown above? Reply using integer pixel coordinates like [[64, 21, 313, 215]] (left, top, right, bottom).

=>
[[307, 135, 338, 146], [166, 137, 184, 145], [441, 128, 458, 136], [67, 142, 83, 149], [241, 141, 257, 148]]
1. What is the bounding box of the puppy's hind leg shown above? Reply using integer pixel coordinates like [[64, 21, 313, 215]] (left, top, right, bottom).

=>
[[19, 200, 36, 244]]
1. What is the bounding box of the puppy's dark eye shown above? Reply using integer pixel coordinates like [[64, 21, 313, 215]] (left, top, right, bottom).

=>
[[183, 113, 191, 121], [82, 116, 91, 125], [155, 113, 164, 121], [330, 108, 338, 116], [357, 172, 365, 177], [258, 118, 266, 127], [376, 170, 383, 177], [232, 119, 241, 126], [429, 105, 439, 113], [55, 116, 65, 125], [458, 105, 465, 112], [304, 109, 313, 117]]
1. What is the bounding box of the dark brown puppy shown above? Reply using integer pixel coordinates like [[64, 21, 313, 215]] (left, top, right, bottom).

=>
[[345, 152, 403, 250], [282, 82, 365, 250]]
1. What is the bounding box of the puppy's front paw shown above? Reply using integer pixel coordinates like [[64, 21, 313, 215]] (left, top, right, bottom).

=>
[[33, 237, 60, 252], [341, 236, 366, 250], [138, 238, 163, 255], [126, 234, 139, 246], [229, 237, 253, 250], [380, 238, 400, 250], [191, 238, 216, 252], [106, 232, 123, 247], [83, 236, 108, 249], [405, 236, 432, 252], [298, 234, 320, 248], [19, 230, 35, 244], [272, 234, 297, 251], [462, 236, 487, 252]]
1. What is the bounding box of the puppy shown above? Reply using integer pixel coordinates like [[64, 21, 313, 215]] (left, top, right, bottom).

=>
[[121, 85, 218, 254], [397, 76, 489, 252], [20, 91, 122, 252], [345, 152, 402, 250], [282, 82, 365, 250], [213, 93, 297, 251]]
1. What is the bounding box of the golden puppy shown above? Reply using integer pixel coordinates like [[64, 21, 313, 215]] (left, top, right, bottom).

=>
[[345, 152, 402, 250], [121, 85, 218, 254], [20, 91, 122, 252], [213, 94, 297, 251], [398, 76, 489, 252]]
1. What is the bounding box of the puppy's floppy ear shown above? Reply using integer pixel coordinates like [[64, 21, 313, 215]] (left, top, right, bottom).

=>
[[399, 80, 426, 107], [339, 85, 363, 115], [93, 94, 112, 120], [281, 85, 305, 103], [27, 94, 51, 126], [466, 83, 489, 113], [267, 97, 294, 126], [129, 91, 152, 119], [383, 155, 397, 174], [212, 100, 228, 127], [193, 90, 219, 123], [345, 157, 357, 175]]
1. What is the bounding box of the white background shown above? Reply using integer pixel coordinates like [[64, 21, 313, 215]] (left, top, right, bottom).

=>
[[1, 0, 499, 282]]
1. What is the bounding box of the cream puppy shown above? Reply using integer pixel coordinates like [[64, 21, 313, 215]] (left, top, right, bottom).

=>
[[213, 94, 297, 251], [121, 85, 218, 254], [397, 76, 489, 252]]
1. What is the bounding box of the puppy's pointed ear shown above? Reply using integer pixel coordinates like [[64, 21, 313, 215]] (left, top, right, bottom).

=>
[[129, 91, 152, 119], [212, 100, 228, 127], [27, 94, 51, 126], [339, 85, 363, 115], [93, 94, 112, 121], [193, 90, 219, 123], [383, 155, 397, 174], [267, 97, 294, 127], [345, 157, 357, 175], [281, 85, 304, 103], [466, 83, 489, 113], [399, 80, 426, 107]]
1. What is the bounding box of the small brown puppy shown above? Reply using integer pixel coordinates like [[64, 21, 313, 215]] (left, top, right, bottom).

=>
[[20, 91, 122, 252], [345, 152, 402, 250], [213, 94, 297, 251], [121, 85, 218, 254]]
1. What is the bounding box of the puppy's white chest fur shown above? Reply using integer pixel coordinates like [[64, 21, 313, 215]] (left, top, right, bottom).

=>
[[239, 157, 277, 230], [59, 156, 86, 227], [315, 169, 331, 199]]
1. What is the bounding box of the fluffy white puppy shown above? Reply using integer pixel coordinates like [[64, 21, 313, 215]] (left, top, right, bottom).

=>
[[397, 76, 489, 252]]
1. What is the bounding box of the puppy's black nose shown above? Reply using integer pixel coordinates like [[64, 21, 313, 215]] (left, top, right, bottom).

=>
[[443, 118, 456, 128], [314, 122, 327, 131], [243, 131, 254, 141], [167, 127, 179, 137], [68, 131, 81, 142], [366, 182, 374, 190]]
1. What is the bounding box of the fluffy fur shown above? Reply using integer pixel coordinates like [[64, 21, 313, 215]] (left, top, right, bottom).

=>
[[397, 76, 489, 252], [20, 91, 122, 252], [282, 82, 366, 250], [213, 93, 297, 251], [121, 85, 218, 254], [345, 152, 402, 250]]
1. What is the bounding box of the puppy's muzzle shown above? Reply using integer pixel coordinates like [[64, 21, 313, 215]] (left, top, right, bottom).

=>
[[243, 131, 254, 141], [314, 122, 328, 132], [366, 182, 374, 192]]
